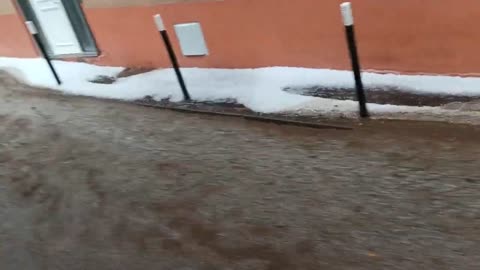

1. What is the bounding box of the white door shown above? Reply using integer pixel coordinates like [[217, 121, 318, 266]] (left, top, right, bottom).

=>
[[29, 0, 82, 55]]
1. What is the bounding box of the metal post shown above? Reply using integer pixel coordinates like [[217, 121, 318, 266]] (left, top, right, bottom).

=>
[[153, 14, 191, 101], [340, 3, 368, 118], [25, 21, 62, 85]]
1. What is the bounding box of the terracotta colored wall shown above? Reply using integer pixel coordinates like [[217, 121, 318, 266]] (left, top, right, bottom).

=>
[[3, 0, 480, 75], [0, 1, 15, 15], [0, 14, 36, 58], [82, 0, 480, 75], [83, 0, 211, 8], [84, 0, 349, 69]]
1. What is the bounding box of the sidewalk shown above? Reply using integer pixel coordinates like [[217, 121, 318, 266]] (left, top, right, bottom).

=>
[[2, 57, 480, 125]]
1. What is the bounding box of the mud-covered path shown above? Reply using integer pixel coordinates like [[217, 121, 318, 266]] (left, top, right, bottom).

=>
[[1, 73, 480, 270]]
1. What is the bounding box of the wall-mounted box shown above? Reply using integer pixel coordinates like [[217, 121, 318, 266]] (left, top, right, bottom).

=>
[[174, 22, 209, 56]]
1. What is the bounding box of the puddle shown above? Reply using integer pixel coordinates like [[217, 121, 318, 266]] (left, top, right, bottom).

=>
[[284, 86, 480, 107]]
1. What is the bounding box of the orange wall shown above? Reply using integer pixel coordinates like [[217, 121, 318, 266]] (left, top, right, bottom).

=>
[[84, 0, 350, 69], [4, 0, 480, 75], [0, 14, 36, 58]]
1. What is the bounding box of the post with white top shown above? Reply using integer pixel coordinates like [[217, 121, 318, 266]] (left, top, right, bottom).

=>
[[340, 2, 368, 118], [153, 14, 191, 101], [25, 21, 62, 85]]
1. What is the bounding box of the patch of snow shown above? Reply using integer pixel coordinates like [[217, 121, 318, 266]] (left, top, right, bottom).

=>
[[0, 57, 123, 86], [1, 57, 480, 115]]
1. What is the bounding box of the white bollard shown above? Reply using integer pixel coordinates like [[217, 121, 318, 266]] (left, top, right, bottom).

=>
[[340, 2, 368, 117], [340, 2, 354, 26]]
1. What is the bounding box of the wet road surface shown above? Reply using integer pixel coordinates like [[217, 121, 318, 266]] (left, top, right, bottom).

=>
[[1, 73, 480, 269]]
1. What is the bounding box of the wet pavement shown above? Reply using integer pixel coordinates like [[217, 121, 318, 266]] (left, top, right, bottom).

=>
[[284, 85, 480, 107], [1, 72, 480, 270]]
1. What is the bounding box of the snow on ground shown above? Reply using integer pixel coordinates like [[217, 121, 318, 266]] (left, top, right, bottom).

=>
[[1, 57, 480, 116]]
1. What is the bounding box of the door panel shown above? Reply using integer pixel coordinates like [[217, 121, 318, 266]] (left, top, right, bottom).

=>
[[29, 0, 82, 55]]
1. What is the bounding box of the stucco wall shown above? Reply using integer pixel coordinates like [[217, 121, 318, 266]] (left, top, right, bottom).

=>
[[3, 0, 480, 75], [0, 1, 36, 57], [83, 0, 480, 75], [0, 1, 15, 15], [83, 0, 215, 8]]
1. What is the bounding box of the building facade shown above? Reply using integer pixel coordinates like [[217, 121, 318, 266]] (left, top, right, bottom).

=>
[[1, 0, 480, 75]]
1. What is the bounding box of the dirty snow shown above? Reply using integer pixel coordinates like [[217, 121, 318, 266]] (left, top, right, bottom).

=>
[[1, 57, 480, 115]]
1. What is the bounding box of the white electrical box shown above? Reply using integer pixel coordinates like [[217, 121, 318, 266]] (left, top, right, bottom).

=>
[[174, 22, 209, 56]]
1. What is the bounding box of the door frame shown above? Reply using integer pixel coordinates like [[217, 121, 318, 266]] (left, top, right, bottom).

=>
[[16, 0, 99, 58]]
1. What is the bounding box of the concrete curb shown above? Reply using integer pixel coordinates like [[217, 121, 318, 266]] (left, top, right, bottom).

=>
[[135, 101, 353, 130]]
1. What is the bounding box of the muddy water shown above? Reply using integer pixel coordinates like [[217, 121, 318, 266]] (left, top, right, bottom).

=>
[[284, 85, 480, 107], [1, 73, 480, 270]]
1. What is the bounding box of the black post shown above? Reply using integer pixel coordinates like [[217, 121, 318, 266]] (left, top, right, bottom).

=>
[[25, 21, 62, 85], [154, 15, 191, 101], [341, 3, 368, 118]]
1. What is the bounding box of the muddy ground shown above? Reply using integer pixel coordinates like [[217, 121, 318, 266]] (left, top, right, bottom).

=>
[[1, 72, 480, 270], [284, 85, 480, 107]]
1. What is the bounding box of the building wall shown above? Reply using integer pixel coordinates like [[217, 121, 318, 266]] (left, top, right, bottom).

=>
[[83, 0, 206, 8], [0, 0, 36, 58], [0, 1, 15, 14], [2, 0, 480, 75]]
